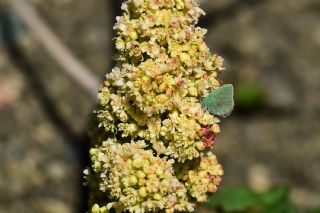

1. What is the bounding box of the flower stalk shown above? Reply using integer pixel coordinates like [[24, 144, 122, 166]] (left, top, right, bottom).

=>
[[86, 0, 232, 212]]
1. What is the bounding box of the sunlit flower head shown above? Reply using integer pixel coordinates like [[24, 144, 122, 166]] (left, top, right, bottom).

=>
[[87, 0, 227, 212]]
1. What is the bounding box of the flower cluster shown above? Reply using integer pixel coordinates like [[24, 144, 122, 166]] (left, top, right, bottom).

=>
[[183, 155, 223, 202], [90, 139, 194, 213], [87, 0, 228, 212]]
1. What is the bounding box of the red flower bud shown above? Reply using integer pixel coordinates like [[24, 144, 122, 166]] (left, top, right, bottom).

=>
[[204, 137, 215, 148], [199, 126, 214, 139]]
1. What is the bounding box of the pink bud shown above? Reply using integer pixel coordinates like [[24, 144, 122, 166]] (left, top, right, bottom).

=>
[[204, 137, 215, 148], [199, 126, 214, 139]]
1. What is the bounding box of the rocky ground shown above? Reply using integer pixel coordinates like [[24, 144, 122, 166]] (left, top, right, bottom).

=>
[[0, 0, 319, 212]]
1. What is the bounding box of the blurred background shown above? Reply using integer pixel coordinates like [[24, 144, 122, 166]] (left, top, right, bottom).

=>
[[0, 0, 319, 212]]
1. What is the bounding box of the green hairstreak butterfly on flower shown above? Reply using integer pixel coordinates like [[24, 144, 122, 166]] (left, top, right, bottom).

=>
[[202, 84, 234, 118]]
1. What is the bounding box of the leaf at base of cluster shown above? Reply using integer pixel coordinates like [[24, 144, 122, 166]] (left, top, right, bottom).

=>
[[205, 186, 299, 213]]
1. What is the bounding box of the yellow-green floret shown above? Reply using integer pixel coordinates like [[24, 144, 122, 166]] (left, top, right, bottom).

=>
[[87, 0, 226, 212]]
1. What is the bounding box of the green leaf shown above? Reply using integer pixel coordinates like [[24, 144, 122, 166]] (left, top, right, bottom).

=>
[[206, 187, 259, 212], [259, 186, 289, 206], [205, 186, 299, 213], [202, 84, 234, 118], [309, 208, 320, 213], [234, 82, 266, 111], [259, 187, 298, 213]]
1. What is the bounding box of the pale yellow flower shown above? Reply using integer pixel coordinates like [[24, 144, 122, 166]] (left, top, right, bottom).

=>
[[87, 0, 227, 212]]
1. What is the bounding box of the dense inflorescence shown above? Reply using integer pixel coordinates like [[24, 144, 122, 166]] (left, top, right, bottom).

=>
[[86, 0, 227, 212]]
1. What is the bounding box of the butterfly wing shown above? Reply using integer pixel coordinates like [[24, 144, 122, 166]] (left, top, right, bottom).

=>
[[202, 84, 234, 118]]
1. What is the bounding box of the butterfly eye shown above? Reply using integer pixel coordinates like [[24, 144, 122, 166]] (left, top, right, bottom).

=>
[[201, 84, 234, 118]]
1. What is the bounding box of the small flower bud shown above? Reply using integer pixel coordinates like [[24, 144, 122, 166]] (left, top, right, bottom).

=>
[[188, 87, 198, 96], [179, 52, 190, 63], [198, 42, 207, 52], [115, 39, 125, 51], [160, 126, 168, 136], [128, 123, 138, 132], [83, 168, 89, 175], [176, 0, 185, 9], [166, 88, 173, 97], [208, 183, 217, 193], [136, 170, 146, 179], [199, 170, 207, 178], [92, 161, 101, 170], [158, 94, 169, 103], [129, 31, 138, 40], [139, 187, 148, 197], [89, 148, 97, 156], [129, 175, 138, 186], [132, 159, 144, 168], [197, 195, 207, 202], [142, 76, 151, 83], [195, 142, 205, 151], [211, 124, 221, 133], [153, 193, 162, 201], [155, 167, 164, 176], [92, 204, 100, 212], [159, 83, 168, 93]]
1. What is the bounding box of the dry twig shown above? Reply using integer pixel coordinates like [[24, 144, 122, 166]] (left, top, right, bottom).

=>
[[8, 0, 100, 100]]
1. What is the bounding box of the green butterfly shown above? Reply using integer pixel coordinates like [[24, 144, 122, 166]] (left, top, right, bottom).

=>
[[202, 84, 234, 118]]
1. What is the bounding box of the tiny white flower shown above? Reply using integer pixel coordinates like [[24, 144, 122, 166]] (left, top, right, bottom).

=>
[[115, 79, 125, 86], [121, 3, 128, 11]]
